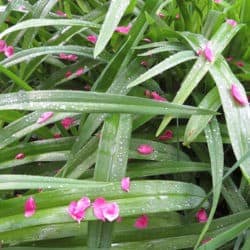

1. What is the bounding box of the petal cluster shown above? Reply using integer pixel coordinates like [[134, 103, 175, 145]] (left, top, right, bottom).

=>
[[0, 40, 14, 57]]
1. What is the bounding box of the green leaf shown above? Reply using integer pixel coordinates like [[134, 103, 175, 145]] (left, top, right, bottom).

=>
[[94, 0, 130, 57]]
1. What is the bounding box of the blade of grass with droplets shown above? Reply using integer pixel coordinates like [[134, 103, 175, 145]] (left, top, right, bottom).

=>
[[0, 19, 100, 39], [127, 50, 196, 88], [94, 0, 130, 57], [195, 117, 224, 248], [183, 87, 221, 146], [209, 56, 250, 182], [197, 218, 250, 250], [0, 46, 108, 68], [88, 114, 132, 248], [156, 22, 244, 136]]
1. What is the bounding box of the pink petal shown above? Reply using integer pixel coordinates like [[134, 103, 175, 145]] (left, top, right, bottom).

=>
[[204, 42, 214, 62], [0, 40, 6, 52], [196, 49, 203, 56], [121, 177, 130, 192], [231, 84, 248, 106], [236, 61, 244, 67], [102, 202, 120, 222], [134, 214, 148, 229], [56, 10, 67, 17], [15, 153, 25, 160], [61, 117, 74, 129], [53, 133, 61, 138], [158, 129, 173, 141], [67, 54, 78, 61], [226, 19, 237, 27], [24, 197, 36, 217], [59, 53, 68, 60], [92, 197, 107, 221], [37, 112, 54, 124], [137, 144, 154, 155], [115, 24, 131, 34], [68, 197, 91, 223], [214, 0, 222, 3], [4, 46, 14, 57], [76, 67, 84, 76], [151, 91, 167, 102], [87, 35, 97, 44], [196, 209, 208, 223], [65, 71, 72, 78]]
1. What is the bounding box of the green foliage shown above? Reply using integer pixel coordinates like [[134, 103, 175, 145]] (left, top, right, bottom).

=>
[[0, 0, 250, 249]]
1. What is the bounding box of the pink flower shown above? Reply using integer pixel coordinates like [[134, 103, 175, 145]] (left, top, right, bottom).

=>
[[37, 112, 54, 124], [121, 177, 130, 192], [56, 10, 67, 17], [134, 215, 148, 229], [226, 19, 237, 27], [76, 67, 84, 76], [143, 38, 152, 43], [151, 91, 167, 102], [15, 153, 25, 160], [158, 129, 173, 140], [102, 202, 120, 222], [196, 209, 208, 223], [231, 84, 248, 106], [214, 0, 222, 3], [65, 71, 72, 78], [115, 24, 131, 34], [4, 46, 14, 57], [204, 42, 214, 62], [137, 144, 154, 155], [59, 53, 68, 60], [0, 40, 6, 52], [68, 197, 91, 223], [236, 61, 244, 67], [67, 54, 78, 61], [87, 35, 97, 44], [61, 117, 74, 129], [24, 197, 36, 217], [92, 198, 120, 222]]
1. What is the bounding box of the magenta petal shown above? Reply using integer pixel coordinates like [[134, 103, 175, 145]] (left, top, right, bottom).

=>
[[56, 10, 67, 17], [137, 144, 154, 155], [76, 67, 84, 76], [204, 42, 214, 62], [37, 112, 54, 124], [87, 35, 97, 44], [0, 40, 6, 52], [158, 129, 173, 140], [92, 197, 107, 221], [4, 46, 14, 57], [121, 177, 130, 192], [15, 153, 25, 160], [226, 19, 237, 27], [151, 91, 167, 102], [231, 84, 248, 106], [24, 197, 36, 217], [61, 117, 75, 129], [102, 202, 120, 222], [115, 24, 131, 34], [68, 197, 90, 223], [196, 209, 208, 223], [134, 215, 148, 229]]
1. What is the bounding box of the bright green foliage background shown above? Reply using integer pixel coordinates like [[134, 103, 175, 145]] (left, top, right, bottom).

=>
[[0, 0, 250, 249]]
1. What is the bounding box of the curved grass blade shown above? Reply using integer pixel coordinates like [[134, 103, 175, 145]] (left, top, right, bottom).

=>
[[94, 0, 130, 57]]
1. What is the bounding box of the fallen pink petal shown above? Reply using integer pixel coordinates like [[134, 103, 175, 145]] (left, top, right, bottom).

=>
[[137, 144, 154, 155], [196, 209, 208, 223], [158, 129, 173, 140], [4, 46, 14, 57], [134, 215, 149, 229], [15, 153, 25, 160], [121, 177, 130, 192], [115, 24, 131, 34], [87, 35, 97, 44], [68, 197, 91, 223], [24, 197, 36, 217], [204, 42, 214, 62], [76, 67, 84, 76], [56, 10, 67, 17], [65, 71, 72, 78], [236, 61, 244, 67], [0, 40, 6, 52], [93, 197, 107, 221], [151, 91, 167, 102], [231, 84, 248, 106], [37, 112, 54, 124], [214, 0, 222, 3], [226, 19, 237, 27], [61, 117, 75, 129], [67, 54, 78, 61], [102, 202, 120, 222]]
